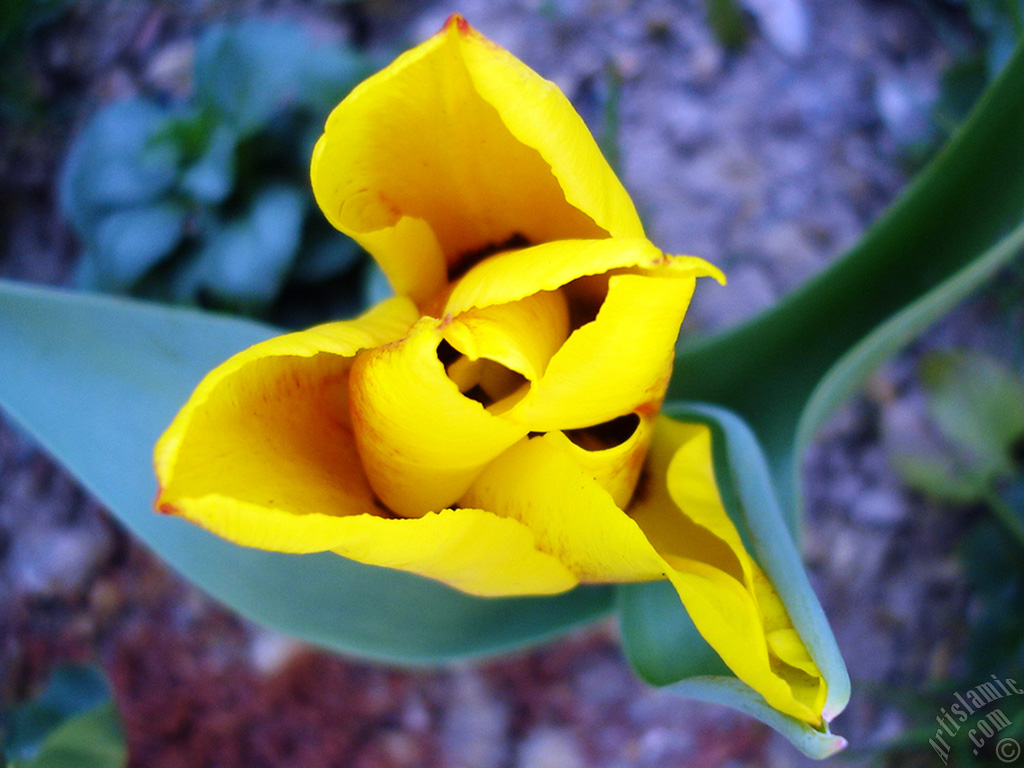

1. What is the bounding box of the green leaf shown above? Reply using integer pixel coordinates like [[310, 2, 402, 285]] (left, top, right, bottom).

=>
[[198, 185, 306, 311], [704, 0, 749, 50], [193, 21, 310, 135], [179, 124, 237, 205], [298, 44, 373, 116], [889, 452, 983, 503], [0, 280, 612, 663], [19, 702, 126, 768], [59, 99, 178, 234], [289, 233, 363, 285], [81, 203, 187, 292], [671, 38, 1024, 525], [618, 403, 849, 759], [920, 350, 1024, 479], [4, 666, 111, 763]]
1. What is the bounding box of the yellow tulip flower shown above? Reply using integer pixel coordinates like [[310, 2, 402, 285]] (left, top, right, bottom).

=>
[[154, 15, 826, 725]]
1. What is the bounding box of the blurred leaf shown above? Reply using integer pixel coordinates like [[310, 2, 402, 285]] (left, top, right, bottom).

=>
[[194, 20, 340, 135], [932, 56, 988, 134], [59, 99, 178, 234], [289, 232, 362, 285], [704, 0, 749, 50], [180, 124, 237, 205], [962, 522, 1024, 678], [4, 665, 111, 764], [962, 0, 1024, 74], [16, 702, 126, 768], [618, 403, 849, 758], [298, 43, 372, 116], [0, 281, 613, 663], [920, 350, 1024, 479], [671, 39, 1024, 527], [890, 452, 982, 503], [198, 185, 306, 311], [362, 260, 394, 307], [79, 203, 187, 292]]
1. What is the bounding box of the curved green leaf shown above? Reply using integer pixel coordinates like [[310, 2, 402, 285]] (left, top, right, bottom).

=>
[[0, 281, 611, 663], [671, 37, 1024, 520], [618, 403, 849, 758], [20, 702, 125, 768]]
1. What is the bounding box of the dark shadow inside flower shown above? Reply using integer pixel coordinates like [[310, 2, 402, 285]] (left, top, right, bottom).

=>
[[437, 339, 530, 414], [562, 273, 608, 331], [447, 232, 531, 284], [564, 413, 641, 451]]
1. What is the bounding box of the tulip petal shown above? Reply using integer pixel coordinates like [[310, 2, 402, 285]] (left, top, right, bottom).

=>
[[461, 434, 666, 583], [329, 506, 578, 597], [154, 297, 420, 552], [442, 289, 569, 382], [545, 412, 655, 508], [507, 270, 699, 431], [311, 16, 643, 304], [444, 237, 721, 316], [629, 417, 826, 724], [350, 318, 527, 518]]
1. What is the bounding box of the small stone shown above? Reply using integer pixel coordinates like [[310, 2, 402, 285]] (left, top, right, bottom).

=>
[[851, 485, 906, 526], [516, 727, 586, 768], [248, 628, 302, 675], [739, 0, 810, 59], [874, 71, 937, 146], [440, 671, 509, 768], [145, 40, 195, 97]]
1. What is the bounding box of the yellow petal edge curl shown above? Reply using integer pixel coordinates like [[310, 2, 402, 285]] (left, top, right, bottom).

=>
[[155, 14, 829, 727]]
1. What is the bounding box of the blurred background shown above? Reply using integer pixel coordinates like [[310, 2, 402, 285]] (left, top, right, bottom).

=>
[[2, 0, 1023, 766]]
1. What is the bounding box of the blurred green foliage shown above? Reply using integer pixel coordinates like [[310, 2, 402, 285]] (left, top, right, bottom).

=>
[[908, 1, 1024, 164], [2, 665, 125, 768], [60, 19, 373, 323], [703, 0, 750, 51], [892, 350, 1024, 545], [880, 351, 1024, 766]]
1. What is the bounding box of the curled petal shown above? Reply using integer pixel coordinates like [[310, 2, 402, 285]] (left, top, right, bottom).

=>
[[350, 318, 527, 518], [154, 297, 420, 552], [507, 270, 700, 431], [545, 412, 654, 509], [311, 15, 643, 303], [442, 289, 569, 381], [461, 434, 666, 583], [444, 237, 721, 316], [630, 418, 827, 725]]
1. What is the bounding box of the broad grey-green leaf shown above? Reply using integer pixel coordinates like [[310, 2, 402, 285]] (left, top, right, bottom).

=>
[[618, 403, 849, 758], [0, 280, 612, 663], [199, 185, 306, 310], [84, 203, 187, 292], [59, 99, 178, 233], [920, 350, 1024, 479]]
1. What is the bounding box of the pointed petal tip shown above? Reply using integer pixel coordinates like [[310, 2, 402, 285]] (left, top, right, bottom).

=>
[[155, 495, 177, 516], [443, 13, 471, 35]]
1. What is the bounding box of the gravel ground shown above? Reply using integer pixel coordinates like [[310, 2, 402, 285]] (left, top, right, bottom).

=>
[[0, 0, 998, 765]]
